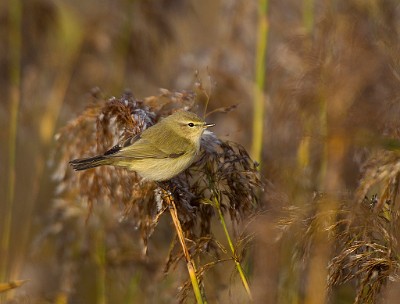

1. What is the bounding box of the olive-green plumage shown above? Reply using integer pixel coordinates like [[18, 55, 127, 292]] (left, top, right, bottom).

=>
[[69, 111, 214, 181]]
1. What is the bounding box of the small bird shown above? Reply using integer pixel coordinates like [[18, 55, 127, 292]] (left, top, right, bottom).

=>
[[69, 110, 215, 181]]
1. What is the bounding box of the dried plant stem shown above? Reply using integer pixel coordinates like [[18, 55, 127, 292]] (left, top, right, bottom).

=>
[[303, 0, 315, 33], [252, 0, 269, 164], [212, 193, 253, 301], [11, 5, 84, 289], [0, 280, 28, 293], [297, 132, 311, 170], [94, 228, 107, 304], [162, 190, 204, 304], [55, 292, 68, 304], [1, 0, 22, 293]]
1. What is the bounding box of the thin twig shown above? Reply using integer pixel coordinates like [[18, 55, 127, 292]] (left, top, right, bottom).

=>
[[252, 0, 269, 164], [162, 189, 205, 304], [212, 190, 253, 301]]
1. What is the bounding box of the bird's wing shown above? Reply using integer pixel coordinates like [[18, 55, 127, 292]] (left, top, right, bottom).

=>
[[103, 134, 142, 156], [122, 133, 142, 148], [115, 137, 185, 159]]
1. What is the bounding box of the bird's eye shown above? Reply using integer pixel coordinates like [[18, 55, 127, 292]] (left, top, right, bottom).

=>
[[188, 122, 195, 127]]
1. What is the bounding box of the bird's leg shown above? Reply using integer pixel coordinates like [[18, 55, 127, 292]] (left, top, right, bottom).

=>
[[156, 180, 179, 196], [156, 181, 175, 210]]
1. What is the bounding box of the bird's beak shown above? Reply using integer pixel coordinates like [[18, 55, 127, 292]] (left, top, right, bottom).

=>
[[204, 123, 215, 128]]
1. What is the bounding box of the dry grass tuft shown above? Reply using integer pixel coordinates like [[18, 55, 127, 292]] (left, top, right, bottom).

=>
[[279, 177, 400, 303]]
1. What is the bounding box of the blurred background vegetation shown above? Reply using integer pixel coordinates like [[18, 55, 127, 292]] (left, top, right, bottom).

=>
[[2, 0, 400, 303]]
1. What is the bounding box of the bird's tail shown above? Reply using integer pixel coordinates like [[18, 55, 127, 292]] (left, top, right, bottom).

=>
[[69, 155, 111, 171]]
